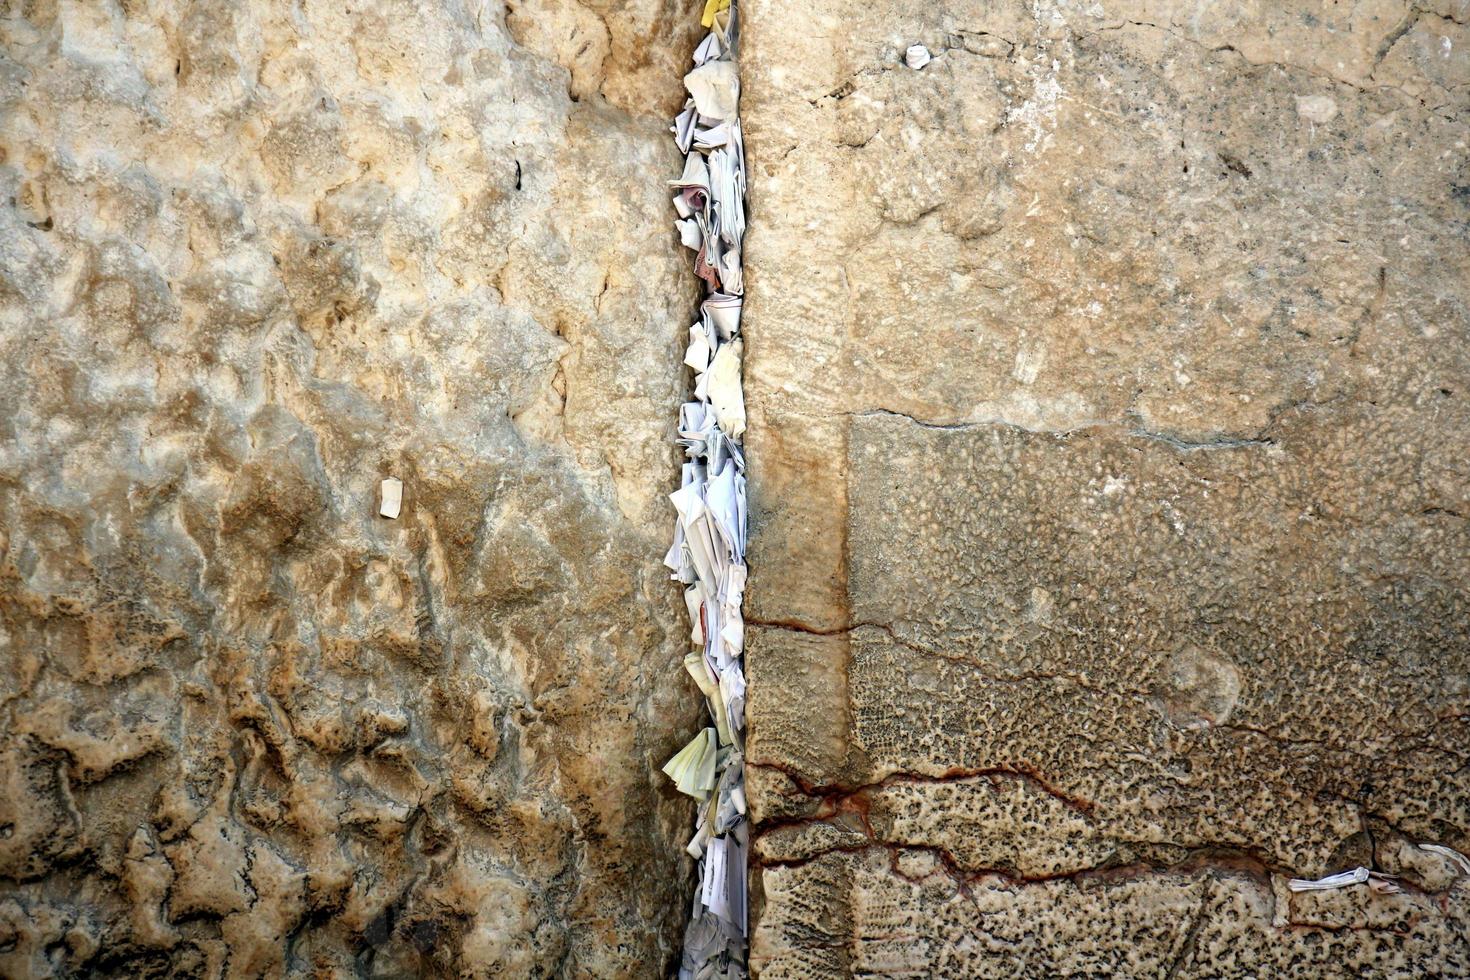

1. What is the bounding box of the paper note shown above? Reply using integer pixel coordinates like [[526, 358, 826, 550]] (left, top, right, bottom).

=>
[[675, 218, 703, 251], [663, 728, 719, 799], [379, 478, 402, 519], [693, 30, 724, 66], [684, 60, 739, 121], [685, 323, 712, 372], [693, 121, 731, 150], [674, 105, 697, 153], [1287, 867, 1370, 892], [905, 44, 932, 69], [700, 0, 730, 30], [703, 293, 742, 339], [670, 151, 710, 194], [706, 340, 746, 440]]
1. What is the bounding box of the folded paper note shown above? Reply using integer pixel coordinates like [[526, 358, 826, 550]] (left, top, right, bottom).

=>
[[663, 728, 719, 800], [379, 478, 402, 519], [706, 341, 746, 440], [700, 0, 730, 30], [684, 60, 739, 120]]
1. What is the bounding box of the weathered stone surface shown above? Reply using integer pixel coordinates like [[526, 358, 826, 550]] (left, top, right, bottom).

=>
[[0, 1, 697, 975], [741, 0, 1470, 973]]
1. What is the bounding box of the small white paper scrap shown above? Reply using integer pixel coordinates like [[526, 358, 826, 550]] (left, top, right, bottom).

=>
[[905, 44, 932, 70], [379, 478, 402, 519]]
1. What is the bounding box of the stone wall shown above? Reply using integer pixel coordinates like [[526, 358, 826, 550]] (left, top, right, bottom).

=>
[[741, 0, 1470, 975], [7, 0, 1470, 975], [0, 0, 700, 975]]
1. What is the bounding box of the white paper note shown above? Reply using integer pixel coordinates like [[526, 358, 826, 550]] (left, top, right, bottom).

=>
[[684, 60, 740, 120], [1287, 867, 1369, 892], [706, 340, 746, 440], [379, 478, 402, 519]]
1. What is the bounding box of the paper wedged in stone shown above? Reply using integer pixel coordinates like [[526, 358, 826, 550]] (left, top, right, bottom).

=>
[[666, 5, 748, 973], [677, 218, 704, 251], [684, 61, 739, 121], [663, 727, 719, 799], [379, 477, 402, 518], [685, 324, 712, 372], [693, 31, 724, 66], [694, 121, 731, 150], [1287, 867, 1371, 891], [674, 105, 698, 152], [706, 341, 746, 440], [671, 151, 710, 191], [702, 293, 741, 339]]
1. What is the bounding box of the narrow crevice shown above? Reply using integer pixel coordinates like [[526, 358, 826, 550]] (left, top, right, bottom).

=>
[[659, 3, 751, 977]]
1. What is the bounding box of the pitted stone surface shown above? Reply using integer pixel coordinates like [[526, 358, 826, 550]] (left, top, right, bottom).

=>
[[757, 848, 1470, 977], [741, 0, 1470, 973], [0, 1, 697, 976]]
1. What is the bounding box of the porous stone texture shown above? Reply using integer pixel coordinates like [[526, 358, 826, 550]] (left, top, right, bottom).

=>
[[740, 0, 1470, 974], [0, 0, 700, 976]]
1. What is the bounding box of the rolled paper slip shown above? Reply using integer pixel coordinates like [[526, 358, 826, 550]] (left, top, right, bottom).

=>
[[718, 251, 743, 295], [905, 44, 932, 69], [684, 652, 732, 745], [685, 323, 712, 372], [687, 820, 712, 859], [677, 218, 705, 251], [685, 589, 705, 644], [1287, 867, 1369, 892], [379, 478, 402, 519]]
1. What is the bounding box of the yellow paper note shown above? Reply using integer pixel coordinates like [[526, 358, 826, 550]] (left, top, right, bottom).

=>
[[701, 0, 730, 29]]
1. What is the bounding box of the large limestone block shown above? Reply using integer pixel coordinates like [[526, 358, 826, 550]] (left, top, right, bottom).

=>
[[743, 0, 1470, 973], [0, 0, 698, 975]]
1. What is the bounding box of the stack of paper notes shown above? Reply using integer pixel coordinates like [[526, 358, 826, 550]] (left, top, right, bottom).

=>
[[663, 3, 750, 977]]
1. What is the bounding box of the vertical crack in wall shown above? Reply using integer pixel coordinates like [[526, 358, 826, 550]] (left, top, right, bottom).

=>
[[659, 2, 751, 977]]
